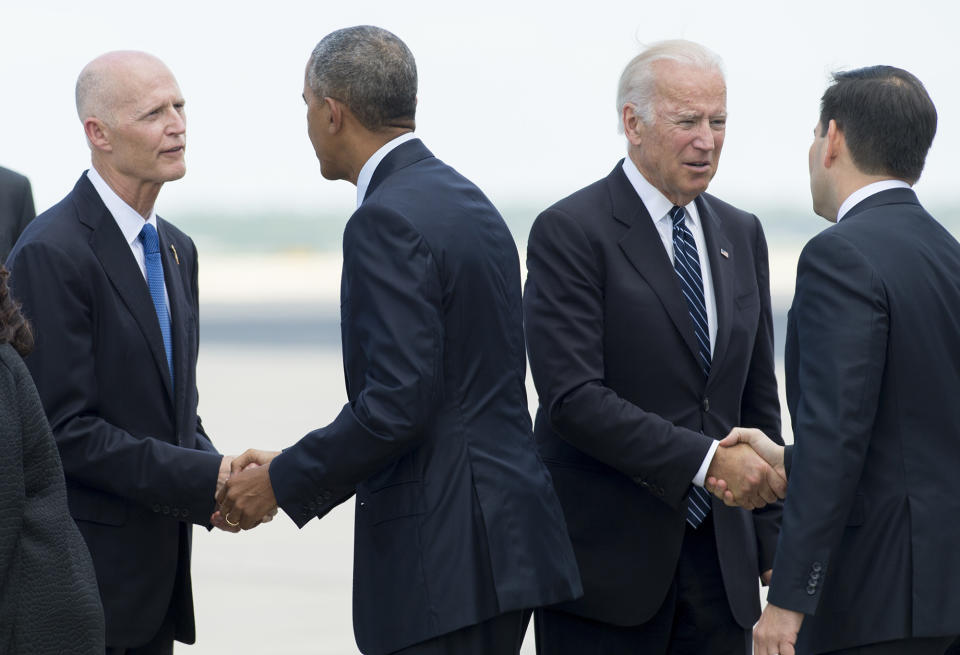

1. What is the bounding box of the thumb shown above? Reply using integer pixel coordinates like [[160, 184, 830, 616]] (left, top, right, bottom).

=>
[[718, 427, 746, 448], [231, 449, 259, 475]]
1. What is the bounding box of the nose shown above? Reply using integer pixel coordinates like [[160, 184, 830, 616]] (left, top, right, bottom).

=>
[[167, 107, 186, 135], [692, 120, 715, 151]]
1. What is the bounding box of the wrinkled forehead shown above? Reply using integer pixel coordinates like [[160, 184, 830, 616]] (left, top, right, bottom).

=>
[[652, 61, 726, 112], [108, 57, 182, 112]]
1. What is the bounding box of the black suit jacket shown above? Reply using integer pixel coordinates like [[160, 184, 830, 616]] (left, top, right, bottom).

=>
[[6, 174, 222, 647], [769, 188, 960, 653], [523, 162, 782, 627], [0, 165, 36, 261], [269, 139, 582, 655]]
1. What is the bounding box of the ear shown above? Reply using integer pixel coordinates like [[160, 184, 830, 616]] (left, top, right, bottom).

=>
[[326, 97, 344, 134], [84, 118, 112, 152], [823, 119, 844, 169], [622, 104, 644, 146]]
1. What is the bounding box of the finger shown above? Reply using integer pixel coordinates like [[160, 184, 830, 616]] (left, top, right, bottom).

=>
[[782, 640, 797, 655], [211, 511, 240, 533], [768, 468, 788, 498], [230, 449, 258, 475], [717, 429, 743, 447], [722, 490, 736, 506], [758, 479, 778, 505]]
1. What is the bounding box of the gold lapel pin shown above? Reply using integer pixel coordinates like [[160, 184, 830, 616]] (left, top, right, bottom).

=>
[[720, 248, 729, 259], [170, 244, 180, 265]]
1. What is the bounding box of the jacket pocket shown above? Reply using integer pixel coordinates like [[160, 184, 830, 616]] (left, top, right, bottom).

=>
[[360, 481, 424, 526], [67, 487, 127, 526]]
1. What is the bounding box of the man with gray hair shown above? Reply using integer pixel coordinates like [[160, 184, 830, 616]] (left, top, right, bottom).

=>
[[217, 25, 582, 655], [7, 51, 243, 654], [523, 39, 784, 653]]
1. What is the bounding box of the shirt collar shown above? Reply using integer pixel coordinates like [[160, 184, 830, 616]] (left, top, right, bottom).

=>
[[621, 157, 701, 227], [356, 132, 417, 208], [86, 166, 158, 246], [837, 179, 911, 221]]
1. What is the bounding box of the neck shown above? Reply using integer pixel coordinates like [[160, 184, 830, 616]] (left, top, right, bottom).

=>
[[833, 172, 906, 218], [92, 160, 161, 218], [345, 126, 414, 185]]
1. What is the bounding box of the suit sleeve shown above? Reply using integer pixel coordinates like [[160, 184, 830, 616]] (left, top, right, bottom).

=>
[[9, 240, 222, 525], [269, 204, 443, 527], [16, 176, 36, 239], [740, 215, 785, 574], [523, 207, 714, 510], [766, 230, 887, 614]]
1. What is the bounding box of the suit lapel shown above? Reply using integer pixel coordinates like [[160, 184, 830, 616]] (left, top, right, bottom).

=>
[[77, 176, 174, 404], [610, 166, 701, 362], [158, 219, 188, 432], [697, 195, 734, 381]]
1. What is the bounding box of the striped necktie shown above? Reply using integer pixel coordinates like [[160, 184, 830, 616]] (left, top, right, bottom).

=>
[[139, 223, 174, 387], [671, 205, 712, 528]]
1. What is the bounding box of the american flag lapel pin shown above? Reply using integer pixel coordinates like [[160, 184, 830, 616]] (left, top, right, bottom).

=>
[[720, 248, 729, 259], [170, 244, 180, 265]]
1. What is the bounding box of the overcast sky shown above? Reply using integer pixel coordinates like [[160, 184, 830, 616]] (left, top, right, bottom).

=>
[[2, 0, 958, 221]]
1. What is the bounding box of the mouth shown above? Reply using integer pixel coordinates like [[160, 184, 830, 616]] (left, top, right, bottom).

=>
[[684, 161, 711, 171], [161, 146, 185, 156]]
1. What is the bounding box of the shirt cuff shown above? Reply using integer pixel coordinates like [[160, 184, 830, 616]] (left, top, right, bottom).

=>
[[692, 439, 720, 487]]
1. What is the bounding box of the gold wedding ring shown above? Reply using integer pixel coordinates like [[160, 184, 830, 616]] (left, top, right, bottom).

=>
[[224, 512, 239, 527]]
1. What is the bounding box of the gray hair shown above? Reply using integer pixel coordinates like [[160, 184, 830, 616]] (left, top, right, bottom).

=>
[[616, 39, 725, 132], [306, 25, 417, 131]]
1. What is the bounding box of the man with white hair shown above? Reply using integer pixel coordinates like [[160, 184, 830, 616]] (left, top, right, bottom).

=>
[[7, 51, 240, 654], [523, 40, 784, 653]]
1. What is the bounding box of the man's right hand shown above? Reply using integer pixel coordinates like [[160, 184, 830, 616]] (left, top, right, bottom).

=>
[[705, 438, 786, 510], [706, 428, 787, 507]]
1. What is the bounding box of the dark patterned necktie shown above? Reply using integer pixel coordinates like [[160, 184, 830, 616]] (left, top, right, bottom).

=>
[[671, 205, 712, 527]]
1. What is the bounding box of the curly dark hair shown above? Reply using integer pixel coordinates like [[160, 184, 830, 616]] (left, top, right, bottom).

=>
[[0, 267, 33, 356]]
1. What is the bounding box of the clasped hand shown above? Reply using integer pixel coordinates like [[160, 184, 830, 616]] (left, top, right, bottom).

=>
[[211, 450, 282, 532], [704, 428, 787, 510]]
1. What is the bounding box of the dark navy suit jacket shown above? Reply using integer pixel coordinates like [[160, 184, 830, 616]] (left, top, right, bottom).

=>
[[269, 138, 582, 655], [6, 174, 222, 647], [0, 165, 35, 261], [771, 188, 960, 653], [523, 162, 782, 628]]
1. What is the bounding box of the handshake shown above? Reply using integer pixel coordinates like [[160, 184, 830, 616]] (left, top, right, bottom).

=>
[[703, 427, 788, 510], [210, 449, 283, 532]]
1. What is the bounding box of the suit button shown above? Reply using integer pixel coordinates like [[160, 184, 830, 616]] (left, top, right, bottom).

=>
[[702, 397, 710, 412], [171, 508, 180, 518], [657, 487, 665, 497], [153, 504, 161, 513], [806, 585, 817, 595], [812, 562, 823, 572], [810, 571, 820, 581], [182, 509, 190, 519], [162, 505, 170, 515]]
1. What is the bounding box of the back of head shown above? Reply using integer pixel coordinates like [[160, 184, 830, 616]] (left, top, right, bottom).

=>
[[819, 66, 937, 183], [617, 39, 725, 129], [307, 25, 417, 132]]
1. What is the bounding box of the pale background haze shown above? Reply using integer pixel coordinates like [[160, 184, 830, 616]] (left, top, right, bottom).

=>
[[2, 1, 958, 653]]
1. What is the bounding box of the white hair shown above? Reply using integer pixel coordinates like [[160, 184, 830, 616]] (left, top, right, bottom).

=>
[[616, 39, 725, 132]]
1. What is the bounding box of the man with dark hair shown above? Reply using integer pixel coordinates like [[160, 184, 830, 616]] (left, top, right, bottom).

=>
[[747, 65, 960, 655], [522, 40, 784, 654], [217, 25, 582, 655], [0, 165, 35, 261]]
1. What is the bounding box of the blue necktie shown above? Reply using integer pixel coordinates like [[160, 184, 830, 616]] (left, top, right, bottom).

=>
[[671, 205, 713, 528], [139, 223, 174, 387]]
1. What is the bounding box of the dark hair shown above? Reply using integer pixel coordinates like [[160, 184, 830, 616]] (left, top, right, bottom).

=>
[[0, 267, 32, 357], [306, 25, 417, 132], [819, 65, 937, 184]]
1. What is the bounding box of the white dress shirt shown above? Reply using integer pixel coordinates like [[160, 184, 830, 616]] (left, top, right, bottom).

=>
[[621, 158, 719, 486], [356, 132, 418, 208], [837, 179, 911, 221], [86, 167, 170, 311]]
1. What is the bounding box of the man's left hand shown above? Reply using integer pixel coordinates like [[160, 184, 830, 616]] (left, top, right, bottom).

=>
[[216, 453, 280, 530], [754, 602, 803, 655]]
